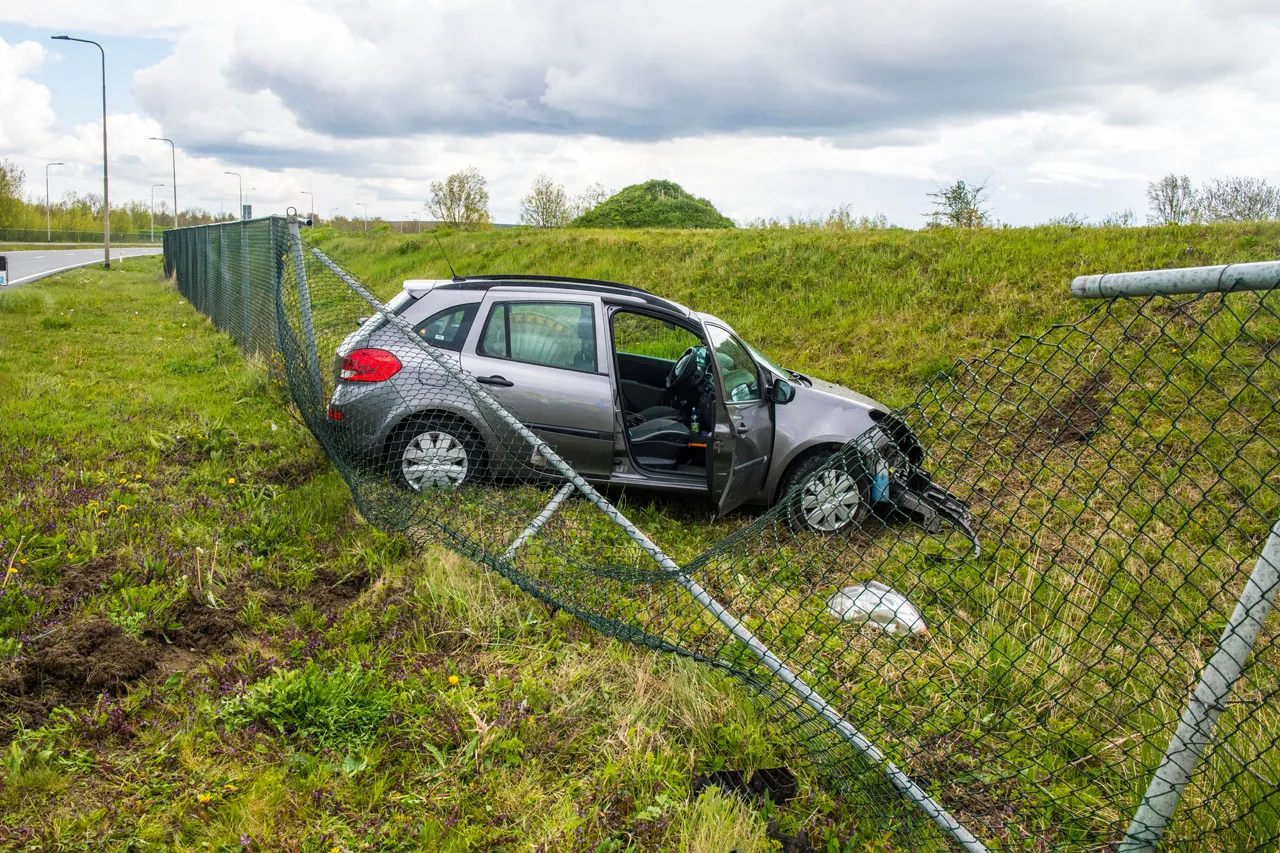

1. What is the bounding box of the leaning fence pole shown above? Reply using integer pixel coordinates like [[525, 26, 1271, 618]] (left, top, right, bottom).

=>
[[288, 217, 325, 407], [1118, 519, 1280, 852], [307, 245, 989, 853]]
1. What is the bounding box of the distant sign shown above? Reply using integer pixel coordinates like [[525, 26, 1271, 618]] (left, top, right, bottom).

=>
[[0, 255, 7, 287], [241, 204, 252, 220]]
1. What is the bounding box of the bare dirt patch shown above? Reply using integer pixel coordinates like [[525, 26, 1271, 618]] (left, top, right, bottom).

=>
[[1034, 369, 1113, 445], [258, 454, 330, 487], [0, 618, 158, 735]]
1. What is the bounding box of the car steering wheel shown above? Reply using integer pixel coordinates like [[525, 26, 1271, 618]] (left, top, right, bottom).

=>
[[665, 346, 708, 393]]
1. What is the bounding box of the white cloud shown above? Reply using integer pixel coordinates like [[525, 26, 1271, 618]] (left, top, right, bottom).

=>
[[2, 2, 1280, 226], [0, 39, 57, 151]]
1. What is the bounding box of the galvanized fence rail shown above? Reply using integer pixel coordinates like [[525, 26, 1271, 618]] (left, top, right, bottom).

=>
[[164, 218, 1280, 851]]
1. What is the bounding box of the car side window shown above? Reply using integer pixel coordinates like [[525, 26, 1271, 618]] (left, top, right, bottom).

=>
[[479, 302, 597, 372], [706, 325, 761, 402], [414, 303, 479, 351]]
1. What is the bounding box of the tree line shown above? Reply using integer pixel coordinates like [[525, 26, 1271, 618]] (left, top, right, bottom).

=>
[[0, 158, 237, 236]]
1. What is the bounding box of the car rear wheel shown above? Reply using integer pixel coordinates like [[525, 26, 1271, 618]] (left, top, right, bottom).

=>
[[389, 416, 483, 491], [780, 451, 871, 534]]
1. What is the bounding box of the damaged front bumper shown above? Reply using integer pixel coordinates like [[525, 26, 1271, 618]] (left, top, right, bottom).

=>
[[882, 476, 981, 558]]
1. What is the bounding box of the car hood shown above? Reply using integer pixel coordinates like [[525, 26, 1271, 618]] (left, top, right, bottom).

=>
[[796, 375, 886, 412]]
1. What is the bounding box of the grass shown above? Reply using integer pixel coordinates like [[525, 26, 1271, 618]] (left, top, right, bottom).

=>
[[0, 258, 861, 852], [3, 220, 1280, 851], [312, 221, 1280, 406], [300, 222, 1280, 849]]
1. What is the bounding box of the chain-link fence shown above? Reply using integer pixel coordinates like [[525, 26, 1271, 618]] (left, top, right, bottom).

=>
[[165, 217, 1280, 851]]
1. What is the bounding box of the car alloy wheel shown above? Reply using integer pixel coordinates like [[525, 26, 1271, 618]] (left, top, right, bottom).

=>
[[401, 429, 470, 490], [799, 468, 863, 532]]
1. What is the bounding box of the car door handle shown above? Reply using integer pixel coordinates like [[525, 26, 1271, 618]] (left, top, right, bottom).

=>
[[476, 375, 514, 387], [735, 421, 750, 437]]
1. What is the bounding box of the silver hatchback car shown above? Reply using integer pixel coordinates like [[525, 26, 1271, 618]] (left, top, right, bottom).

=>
[[325, 274, 972, 538]]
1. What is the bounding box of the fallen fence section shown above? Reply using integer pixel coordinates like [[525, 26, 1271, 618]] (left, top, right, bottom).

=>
[[166, 219, 1280, 851]]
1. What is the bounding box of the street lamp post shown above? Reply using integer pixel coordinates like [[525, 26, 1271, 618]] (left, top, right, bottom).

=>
[[225, 171, 242, 218], [302, 191, 314, 221], [51, 35, 109, 268], [357, 202, 368, 231], [148, 137, 178, 228], [150, 183, 166, 242], [45, 162, 65, 242]]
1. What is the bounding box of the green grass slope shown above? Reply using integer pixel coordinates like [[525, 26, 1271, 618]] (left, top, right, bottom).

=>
[[314, 222, 1280, 407]]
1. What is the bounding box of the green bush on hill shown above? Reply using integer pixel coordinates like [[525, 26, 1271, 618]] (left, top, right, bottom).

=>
[[572, 179, 735, 229]]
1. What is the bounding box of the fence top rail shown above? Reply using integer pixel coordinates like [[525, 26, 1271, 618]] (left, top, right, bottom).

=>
[[163, 216, 285, 234], [1072, 259, 1280, 299]]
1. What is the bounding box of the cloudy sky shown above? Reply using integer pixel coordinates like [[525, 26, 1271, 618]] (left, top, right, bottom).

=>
[[2, 0, 1279, 226]]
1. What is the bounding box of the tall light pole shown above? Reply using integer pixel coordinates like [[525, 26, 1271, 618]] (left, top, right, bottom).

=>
[[45, 161, 65, 242], [51, 35, 109, 268], [150, 183, 166, 242], [301, 191, 314, 220], [357, 202, 368, 231], [224, 171, 242, 218], [148, 137, 178, 228]]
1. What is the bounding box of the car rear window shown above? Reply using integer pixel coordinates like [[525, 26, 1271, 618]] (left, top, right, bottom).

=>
[[479, 302, 597, 372], [415, 303, 479, 351]]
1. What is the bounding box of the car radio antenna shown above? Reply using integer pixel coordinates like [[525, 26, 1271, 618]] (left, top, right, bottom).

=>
[[433, 234, 463, 282]]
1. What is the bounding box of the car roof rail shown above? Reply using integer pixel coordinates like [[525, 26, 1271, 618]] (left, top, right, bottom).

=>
[[439, 275, 689, 316]]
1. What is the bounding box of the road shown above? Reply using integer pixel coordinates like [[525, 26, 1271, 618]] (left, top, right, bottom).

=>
[[0, 247, 163, 289]]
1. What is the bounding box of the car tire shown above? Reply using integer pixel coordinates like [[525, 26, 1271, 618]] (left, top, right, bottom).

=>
[[388, 415, 484, 492], [779, 450, 871, 534]]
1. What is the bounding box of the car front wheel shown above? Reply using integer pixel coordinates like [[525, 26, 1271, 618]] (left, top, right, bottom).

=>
[[389, 417, 482, 491], [780, 451, 871, 534]]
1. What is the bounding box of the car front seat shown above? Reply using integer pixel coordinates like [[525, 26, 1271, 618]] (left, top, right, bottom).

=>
[[628, 416, 690, 471]]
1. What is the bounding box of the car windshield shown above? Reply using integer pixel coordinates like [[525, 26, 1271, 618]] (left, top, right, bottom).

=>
[[745, 342, 785, 376]]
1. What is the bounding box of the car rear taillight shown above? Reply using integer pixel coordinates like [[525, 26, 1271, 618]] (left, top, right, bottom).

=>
[[326, 406, 344, 422], [340, 348, 401, 382]]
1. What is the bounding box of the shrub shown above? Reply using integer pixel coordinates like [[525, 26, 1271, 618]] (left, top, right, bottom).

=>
[[572, 180, 734, 229]]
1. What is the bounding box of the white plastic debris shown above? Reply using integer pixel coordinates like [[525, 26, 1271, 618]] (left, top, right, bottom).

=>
[[827, 581, 928, 637]]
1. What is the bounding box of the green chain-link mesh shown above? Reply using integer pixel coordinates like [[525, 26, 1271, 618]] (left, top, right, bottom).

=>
[[165, 217, 1280, 852]]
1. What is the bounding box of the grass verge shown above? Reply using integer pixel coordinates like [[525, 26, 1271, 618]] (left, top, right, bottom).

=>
[[0, 258, 878, 853]]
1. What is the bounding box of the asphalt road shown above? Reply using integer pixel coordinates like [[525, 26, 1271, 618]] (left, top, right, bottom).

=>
[[0, 247, 163, 289]]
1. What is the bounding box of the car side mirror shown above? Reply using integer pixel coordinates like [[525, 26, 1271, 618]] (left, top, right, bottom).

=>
[[771, 378, 795, 404]]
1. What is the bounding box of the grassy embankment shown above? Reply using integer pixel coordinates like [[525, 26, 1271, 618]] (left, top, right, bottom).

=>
[[2, 222, 1279, 851], [313, 222, 1280, 406]]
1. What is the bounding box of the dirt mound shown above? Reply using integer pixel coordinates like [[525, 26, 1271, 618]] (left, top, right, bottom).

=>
[[155, 592, 242, 651], [0, 618, 158, 735]]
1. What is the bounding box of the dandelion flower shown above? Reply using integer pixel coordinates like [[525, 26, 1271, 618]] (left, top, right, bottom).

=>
[[448, 675, 459, 686], [119, 477, 128, 484], [6, 567, 16, 575], [98, 510, 108, 517], [197, 792, 213, 804], [135, 474, 142, 480], [227, 477, 236, 485], [117, 505, 129, 513], [222, 783, 238, 793]]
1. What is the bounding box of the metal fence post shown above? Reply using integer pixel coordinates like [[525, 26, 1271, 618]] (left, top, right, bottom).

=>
[[1119, 519, 1280, 852], [289, 219, 325, 407]]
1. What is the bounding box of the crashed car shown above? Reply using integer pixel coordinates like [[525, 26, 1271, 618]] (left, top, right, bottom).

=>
[[325, 274, 974, 540]]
